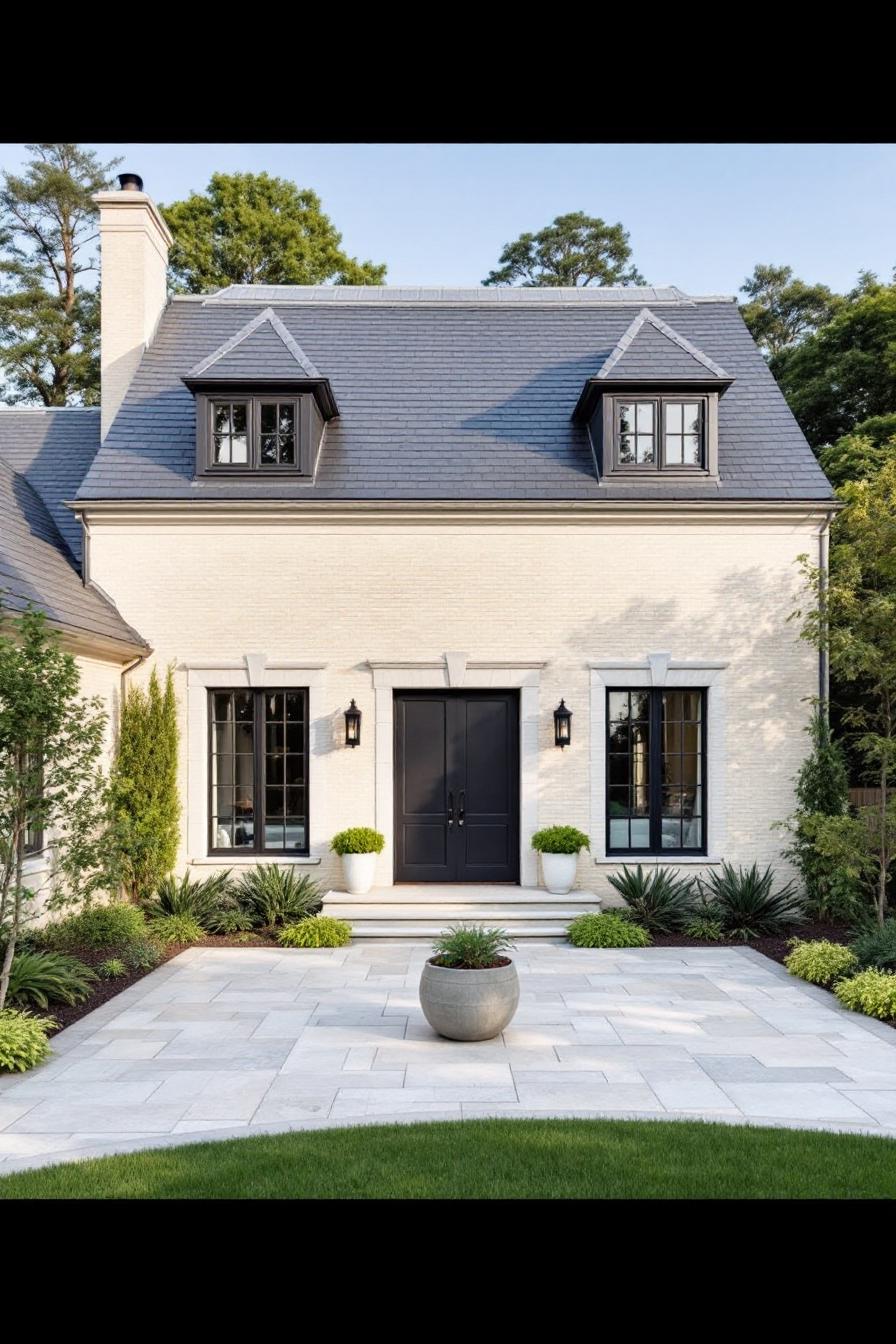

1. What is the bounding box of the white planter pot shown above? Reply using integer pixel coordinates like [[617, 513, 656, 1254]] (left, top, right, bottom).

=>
[[540, 851, 578, 896], [342, 851, 378, 895]]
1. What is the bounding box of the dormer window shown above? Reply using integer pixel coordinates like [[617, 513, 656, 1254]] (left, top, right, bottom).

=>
[[198, 391, 314, 476], [615, 396, 707, 472]]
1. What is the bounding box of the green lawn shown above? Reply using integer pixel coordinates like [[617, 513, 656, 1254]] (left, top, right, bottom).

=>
[[1, 1118, 895, 1198]]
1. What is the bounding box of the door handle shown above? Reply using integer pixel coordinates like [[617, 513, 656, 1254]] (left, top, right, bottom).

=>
[[447, 791, 454, 826], [458, 790, 465, 827]]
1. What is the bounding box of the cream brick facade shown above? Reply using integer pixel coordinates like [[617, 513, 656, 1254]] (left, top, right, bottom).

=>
[[83, 505, 827, 899]]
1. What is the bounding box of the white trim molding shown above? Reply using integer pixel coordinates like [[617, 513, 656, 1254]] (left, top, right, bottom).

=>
[[367, 655, 547, 886], [589, 654, 728, 866], [182, 655, 327, 866]]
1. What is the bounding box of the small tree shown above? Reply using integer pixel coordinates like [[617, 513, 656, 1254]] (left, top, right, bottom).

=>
[[795, 458, 896, 924], [109, 665, 179, 902], [0, 606, 109, 1008], [482, 211, 644, 288], [779, 709, 857, 919]]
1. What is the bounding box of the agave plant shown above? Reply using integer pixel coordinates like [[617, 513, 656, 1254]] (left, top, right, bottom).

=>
[[141, 870, 233, 931], [697, 862, 805, 941], [235, 865, 323, 928], [606, 864, 698, 933]]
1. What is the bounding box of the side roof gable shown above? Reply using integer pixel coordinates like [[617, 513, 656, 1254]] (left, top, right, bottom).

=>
[[596, 308, 733, 382], [184, 307, 322, 381]]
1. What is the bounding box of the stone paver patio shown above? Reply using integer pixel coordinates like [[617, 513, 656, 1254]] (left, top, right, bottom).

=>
[[3, 942, 896, 1172]]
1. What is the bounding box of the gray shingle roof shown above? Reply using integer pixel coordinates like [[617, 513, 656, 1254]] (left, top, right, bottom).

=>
[[0, 408, 100, 559], [184, 307, 322, 380], [78, 287, 834, 503], [0, 456, 147, 652], [596, 309, 732, 382]]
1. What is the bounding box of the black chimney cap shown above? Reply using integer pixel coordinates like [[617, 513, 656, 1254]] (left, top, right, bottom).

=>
[[117, 172, 144, 192]]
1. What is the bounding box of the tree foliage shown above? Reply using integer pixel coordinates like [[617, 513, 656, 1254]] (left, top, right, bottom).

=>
[[0, 606, 109, 1008], [779, 711, 858, 919], [0, 143, 120, 405], [772, 274, 896, 450], [161, 172, 387, 294], [482, 211, 644, 288], [819, 415, 896, 490], [739, 263, 841, 359], [795, 459, 896, 922], [109, 665, 179, 902]]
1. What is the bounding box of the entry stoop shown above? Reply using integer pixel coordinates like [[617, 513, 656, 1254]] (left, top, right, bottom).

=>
[[321, 885, 602, 939]]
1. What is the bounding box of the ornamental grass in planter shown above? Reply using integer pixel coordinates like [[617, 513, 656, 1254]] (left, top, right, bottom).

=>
[[331, 827, 385, 895], [419, 926, 519, 1041], [531, 826, 590, 895]]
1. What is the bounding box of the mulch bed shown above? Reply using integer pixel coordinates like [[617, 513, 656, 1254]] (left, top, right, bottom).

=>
[[649, 919, 853, 969]]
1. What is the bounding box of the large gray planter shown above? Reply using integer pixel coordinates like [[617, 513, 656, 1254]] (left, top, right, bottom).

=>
[[419, 959, 520, 1041]]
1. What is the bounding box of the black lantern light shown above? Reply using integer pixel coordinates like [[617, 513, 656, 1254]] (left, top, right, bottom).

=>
[[344, 699, 362, 747], [553, 699, 572, 748]]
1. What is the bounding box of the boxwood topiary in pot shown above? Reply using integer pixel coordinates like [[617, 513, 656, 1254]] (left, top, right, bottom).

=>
[[331, 827, 386, 895], [531, 826, 590, 895], [419, 925, 519, 1041]]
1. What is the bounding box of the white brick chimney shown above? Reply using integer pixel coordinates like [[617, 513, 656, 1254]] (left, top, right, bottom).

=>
[[93, 173, 173, 439]]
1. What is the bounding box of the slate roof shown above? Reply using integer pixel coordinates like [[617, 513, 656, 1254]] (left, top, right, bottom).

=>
[[595, 309, 732, 382], [0, 408, 101, 559], [0, 455, 148, 652], [78, 286, 834, 503]]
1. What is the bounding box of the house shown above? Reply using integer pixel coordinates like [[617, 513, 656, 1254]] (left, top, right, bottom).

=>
[[0, 173, 836, 934]]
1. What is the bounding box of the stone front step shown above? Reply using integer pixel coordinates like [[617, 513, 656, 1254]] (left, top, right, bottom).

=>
[[321, 885, 601, 938]]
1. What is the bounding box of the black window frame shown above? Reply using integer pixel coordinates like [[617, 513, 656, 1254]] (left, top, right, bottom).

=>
[[605, 687, 707, 857], [24, 750, 43, 856], [612, 394, 709, 473], [207, 688, 310, 858], [196, 389, 315, 478]]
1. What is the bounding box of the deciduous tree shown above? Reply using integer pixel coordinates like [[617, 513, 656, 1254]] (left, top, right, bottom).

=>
[[482, 211, 644, 288], [739, 263, 841, 359]]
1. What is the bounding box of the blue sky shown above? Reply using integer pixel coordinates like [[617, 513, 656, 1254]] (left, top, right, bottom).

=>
[[1, 142, 893, 295]]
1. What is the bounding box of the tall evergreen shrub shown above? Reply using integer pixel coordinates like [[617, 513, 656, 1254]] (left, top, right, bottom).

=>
[[782, 709, 855, 918], [110, 665, 179, 902]]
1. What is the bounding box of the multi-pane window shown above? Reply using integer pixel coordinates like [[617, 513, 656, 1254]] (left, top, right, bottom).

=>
[[205, 396, 305, 473], [614, 396, 706, 471], [664, 401, 703, 466], [617, 401, 656, 465], [209, 689, 308, 855], [607, 689, 705, 854], [259, 401, 297, 466], [213, 401, 249, 465]]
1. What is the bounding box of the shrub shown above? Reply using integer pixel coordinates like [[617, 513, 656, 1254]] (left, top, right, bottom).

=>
[[147, 914, 204, 945], [330, 827, 385, 856], [142, 870, 233, 930], [567, 912, 651, 949], [530, 826, 590, 855], [779, 710, 857, 919], [7, 950, 97, 1009], [606, 864, 697, 933], [46, 901, 147, 953], [98, 958, 128, 980], [850, 920, 896, 972], [123, 939, 163, 972], [431, 925, 514, 969], [785, 939, 858, 987], [207, 906, 256, 935], [697, 863, 805, 940], [684, 915, 725, 942], [834, 969, 896, 1021], [236, 865, 322, 927], [0, 1009, 54, 1072], [278, 916, 352, 949]]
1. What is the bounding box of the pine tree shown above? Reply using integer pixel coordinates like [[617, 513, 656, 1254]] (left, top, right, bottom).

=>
[[110, 665, 179, 902]]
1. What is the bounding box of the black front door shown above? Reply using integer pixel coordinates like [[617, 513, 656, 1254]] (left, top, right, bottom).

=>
[[394, 691, 520, 883]]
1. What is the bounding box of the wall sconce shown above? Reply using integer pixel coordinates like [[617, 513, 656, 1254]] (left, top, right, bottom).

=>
[[553, 699, 572, 748], [344, 699, 361, 747]]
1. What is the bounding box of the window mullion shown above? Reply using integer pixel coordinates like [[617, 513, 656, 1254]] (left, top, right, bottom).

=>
[[254, 689, 264, 854], [649, 691, 662, 851]]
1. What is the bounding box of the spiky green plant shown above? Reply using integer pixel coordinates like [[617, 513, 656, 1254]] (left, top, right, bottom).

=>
[[7, 950, 96, 1008], [683, 914, 725, 942], [697, 863, 805, 941], [850, 920, 896, 972], [0, 1008, 55, 1072], [206, 905, 256, 935], [142, 870, 233, 930], [567, 912, 651, 948], [98, 957, 128, 980], [431, 925, 514, 969], [278, 916, 352, 948], [236, 865, 322, 927], [606, 864, 697, 933]]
